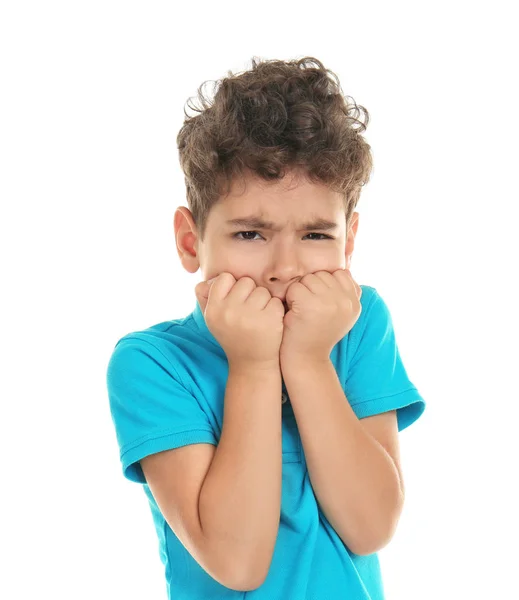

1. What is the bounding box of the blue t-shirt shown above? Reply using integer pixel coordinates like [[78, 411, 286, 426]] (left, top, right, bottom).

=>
[[106, 284, 426, 599]]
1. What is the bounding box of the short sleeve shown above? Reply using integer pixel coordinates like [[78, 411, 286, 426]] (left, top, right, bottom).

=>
[[344, 288, 426, 431], [106, 338, 218, 484]]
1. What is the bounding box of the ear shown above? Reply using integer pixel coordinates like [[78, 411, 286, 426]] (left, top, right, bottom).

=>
[[345, 212, 360, 268], [174, 207, 200, 274]]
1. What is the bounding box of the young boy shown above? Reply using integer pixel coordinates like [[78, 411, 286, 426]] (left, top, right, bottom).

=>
[[106, 56, 426, 599]]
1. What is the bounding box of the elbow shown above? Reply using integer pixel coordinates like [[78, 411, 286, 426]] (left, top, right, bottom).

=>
[[350, 532, 392, 556], [350, 494, 405, 557], [223, 562, 270, 592], [349, 524, 395, 556], [220, 544, 274, 592], [230, 574, 268, 593], [204, 520, 278, 591]]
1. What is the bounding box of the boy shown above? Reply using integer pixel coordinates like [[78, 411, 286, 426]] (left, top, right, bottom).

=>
[[106, 56, 425, 599]]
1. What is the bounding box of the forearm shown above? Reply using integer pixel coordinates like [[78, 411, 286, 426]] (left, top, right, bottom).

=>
[[199, 361, 282, 586], [282, 358, 403, 556]]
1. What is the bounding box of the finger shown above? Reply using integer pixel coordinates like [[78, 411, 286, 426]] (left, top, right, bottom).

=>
[[194, 281, 211, 313], [285, 280, 313, 307], [313, 270, 337, 289], [298, 272, 330, 295], [195, 273, 234, 313], [334, 268, 362, 298], [345, 269, 362, 298], [225, 276, 258, 308]]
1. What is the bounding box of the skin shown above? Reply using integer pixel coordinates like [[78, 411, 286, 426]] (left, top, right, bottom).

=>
[[172, 169, 403, 560], [173, 168, 360, 313]]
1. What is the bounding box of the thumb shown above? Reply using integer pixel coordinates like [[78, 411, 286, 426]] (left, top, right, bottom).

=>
[[194, 277, 217, 314]]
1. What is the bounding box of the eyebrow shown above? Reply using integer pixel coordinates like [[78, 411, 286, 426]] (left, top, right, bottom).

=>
[[225, 215, 340, 232]]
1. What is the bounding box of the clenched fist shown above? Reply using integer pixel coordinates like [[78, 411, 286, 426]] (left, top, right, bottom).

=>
[[195, 273, 285, 369]]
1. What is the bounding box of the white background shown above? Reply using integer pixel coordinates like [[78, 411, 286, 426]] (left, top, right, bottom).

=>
[[1, 1, 518, 598]]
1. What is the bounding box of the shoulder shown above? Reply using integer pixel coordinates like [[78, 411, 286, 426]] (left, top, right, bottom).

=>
[[107, 317, 194, 380], [342, 284, 397, 367], [355, 285, 392, 333], [110, 313, 199, 358], [359, 284, 378, 311]]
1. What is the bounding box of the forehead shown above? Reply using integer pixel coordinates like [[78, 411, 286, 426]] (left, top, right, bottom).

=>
[[213, 171, 344, 226]]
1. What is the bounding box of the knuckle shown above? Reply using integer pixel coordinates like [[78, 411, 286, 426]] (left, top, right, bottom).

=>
[[220, 272, 236, 285], [238, 276, 256, 286], [253, 285, 271, 297]]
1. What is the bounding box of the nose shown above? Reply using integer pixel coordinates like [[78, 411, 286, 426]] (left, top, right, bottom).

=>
[[265, 243, 304, 295], [267, 266, 302, 287]]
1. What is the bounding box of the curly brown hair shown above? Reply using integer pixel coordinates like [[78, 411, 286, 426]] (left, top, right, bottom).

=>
[[176, 56, 373, 242]]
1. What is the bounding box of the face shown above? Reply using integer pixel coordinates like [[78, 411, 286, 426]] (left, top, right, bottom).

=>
[[174, 170, 360, 312]]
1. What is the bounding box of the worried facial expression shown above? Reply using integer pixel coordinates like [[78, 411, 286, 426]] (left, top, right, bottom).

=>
[[175, 169, 359, 302]]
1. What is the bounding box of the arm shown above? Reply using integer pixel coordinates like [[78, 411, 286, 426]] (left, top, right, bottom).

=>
[[199, 361, 282, 589], [282, 357, 404, 556]]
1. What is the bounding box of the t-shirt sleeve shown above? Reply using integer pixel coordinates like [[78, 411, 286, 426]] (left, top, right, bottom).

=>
[[344, 288, 426, 431], [106, 337, 218, 484]]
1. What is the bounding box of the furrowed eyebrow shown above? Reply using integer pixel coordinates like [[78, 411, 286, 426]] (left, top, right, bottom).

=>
[[226, 216, 339, 232]]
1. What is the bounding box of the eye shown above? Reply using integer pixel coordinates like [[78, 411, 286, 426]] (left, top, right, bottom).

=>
[[233, 231, 263, 241], [305, 233, 333, 240], [233, 231, 334, 241]]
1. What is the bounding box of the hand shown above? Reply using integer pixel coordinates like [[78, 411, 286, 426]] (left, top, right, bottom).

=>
[[195, 272, 285, 368], [279, 268, 362, 364]]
